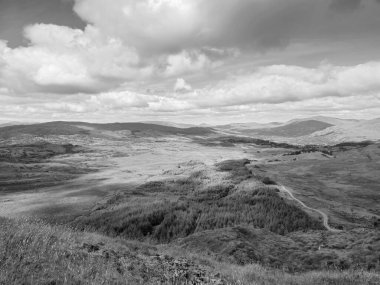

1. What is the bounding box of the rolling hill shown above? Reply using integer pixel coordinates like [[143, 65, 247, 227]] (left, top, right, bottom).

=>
[[1, 118, 380, 284], [0, 121, 214, 140], [214, 117, 380, 144], [251, 120, 333, 137]]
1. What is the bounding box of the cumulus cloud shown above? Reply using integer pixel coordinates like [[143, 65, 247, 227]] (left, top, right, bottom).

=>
[[51, 60, 380, 113], [190, 61, 380, 108], [164, 50, 214, 77], [88, 91, 150, 109], [1, 59, 380, 122], [0, 24, 152, 94], [174, 78, 192, 92], [1, 0, 380, 122], [2, 0, 380, 96], [0, 23, 220, 95], [74, 0, 202, 54], [73, 0, 380, 53]]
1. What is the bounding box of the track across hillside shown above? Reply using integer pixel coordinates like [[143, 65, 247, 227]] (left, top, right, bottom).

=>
[[278, 185, 342, 232]]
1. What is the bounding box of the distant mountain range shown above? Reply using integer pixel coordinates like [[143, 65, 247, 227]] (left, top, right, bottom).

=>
[[1, 117, 379, 144], [0, 121, 214, 140], [215, 116, 380, 144]]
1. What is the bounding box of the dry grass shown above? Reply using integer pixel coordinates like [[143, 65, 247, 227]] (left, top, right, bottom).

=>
[[221, 263, 380, 285], [73, 164, 322, 243], [0, 217, 179, 284], [0, 217, 129, 284], [159, 245, 380, 285], [1, 217, 379, 285]]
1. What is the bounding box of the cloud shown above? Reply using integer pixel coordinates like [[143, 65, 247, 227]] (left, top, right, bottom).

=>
[[74, 0, 203, 54], [1, 60, 380, 120], [174, 78, 192, 92], [190, 61, 380, 108], [88, 91, 150, 109], [330, 0, 362, 12], [2, 0, 380, 97], [164, 50, 214, 77], [73, 0, 380, 53], [0, 24, 220, 95], [1, 0, 380, 123], [0, 24, 152, 95]]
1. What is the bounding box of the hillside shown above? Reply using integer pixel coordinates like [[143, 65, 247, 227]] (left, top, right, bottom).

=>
[[0, 121, 213, 141], [251, 120, 333, 137], [0, 120, 379, 284], [214, 117, 380, 144], [179, 225, 380, 272], [0, 122, 22, 128], [0, 217, 227, 284], [2, 217, 379, 285]]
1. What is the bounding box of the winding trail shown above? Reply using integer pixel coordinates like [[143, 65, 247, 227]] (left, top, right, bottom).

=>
[[278, 185, 342, 232]]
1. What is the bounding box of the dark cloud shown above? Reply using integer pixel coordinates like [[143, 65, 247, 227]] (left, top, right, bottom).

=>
[[73, 0, 380, 56], [213, 0, 313, 51], [200, 0, 379, 52], [0, 0, 85, 47], [2, 0, 380, 98], [330, 0, 363, 12]]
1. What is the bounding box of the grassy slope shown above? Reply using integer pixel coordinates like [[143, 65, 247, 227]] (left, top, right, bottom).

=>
[[0, 217, 151, 284], [0, 143, 91, 194], [0, 121, 213, 140], [249, 120, 333, 137], [72, 160, 322, 243], [260, 143, 380, 227], [0, 217, 226, 284], [1, 138, 380, 284], [178, 226, 380, 272], [69, 159, 380, 274], [1, 217, 379, 285], [0, 142, 84, 163]]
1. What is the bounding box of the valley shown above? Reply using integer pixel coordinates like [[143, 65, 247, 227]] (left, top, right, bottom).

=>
[[0, 118, 379, 284]]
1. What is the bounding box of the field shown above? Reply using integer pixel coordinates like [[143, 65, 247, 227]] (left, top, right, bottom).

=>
[[256, 143, 380, 229], [0, 121, 379, 284]]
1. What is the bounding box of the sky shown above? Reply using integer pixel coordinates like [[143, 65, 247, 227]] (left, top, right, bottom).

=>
[[0, 0, 380, 124]]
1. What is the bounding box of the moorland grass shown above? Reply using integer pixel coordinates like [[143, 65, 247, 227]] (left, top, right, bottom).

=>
[[1, 217, 379, 285], [0, 217, 130, 284], [221, 263, 380, 285], [73, 181, 322, 243]]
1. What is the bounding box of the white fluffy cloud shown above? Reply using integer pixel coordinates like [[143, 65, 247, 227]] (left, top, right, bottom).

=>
[[174, 78, 192, 92], [0, 23, 217, 95], [88, 91, 150, 109], [1, 0, 380, 122], [74, 0, 203, 54], [3, 60, 379, 116], [0, 24, 153, 94], [164, 50, 214, 77], [189, 62, 380, 108]]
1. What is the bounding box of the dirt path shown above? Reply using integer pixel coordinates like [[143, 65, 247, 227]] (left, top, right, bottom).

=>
[[278, 185, 342, 232]]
